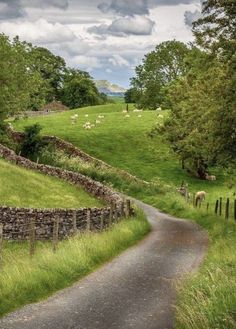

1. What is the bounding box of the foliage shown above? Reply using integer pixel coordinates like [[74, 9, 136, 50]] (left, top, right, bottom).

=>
[[0, 34, 44, 120], [60, 69, 106, 109], [20, 124, 46, 160], [124, 87, 137, 104], [130, 40, 191, 109]]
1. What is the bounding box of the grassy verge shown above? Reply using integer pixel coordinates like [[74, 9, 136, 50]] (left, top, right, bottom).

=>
[[144, 193, 236, 329], [0, 210, 150, 318]]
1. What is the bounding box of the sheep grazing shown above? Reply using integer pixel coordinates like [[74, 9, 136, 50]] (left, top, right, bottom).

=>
[[98, 115, 104, 119], [83, 122, 92, 129], [206, 174, 216, 181], [85, 114, 89, 117], [133, 109, 143, 112], [122, 110, 127, 113], [138, 114, 142, 118], [158, 114, 163, 119], [156, 107, 162, 111], [125, 114, 130, 118], [195, 191, 206, 206], [95, 119, 101, 124]]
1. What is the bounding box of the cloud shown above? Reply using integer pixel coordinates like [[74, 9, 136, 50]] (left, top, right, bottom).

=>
[[0, 18, 76, 44], [0, 0, 25, 20], [22, 0, 69, 9], [98, 0, 149, 16], [88, 16, 155, 36], [68, 55, 102, 72], [109, 55, 130, 67], [0, 0, 69, 20], [97, 0, 200, 17], [184, 9, 201, 27]]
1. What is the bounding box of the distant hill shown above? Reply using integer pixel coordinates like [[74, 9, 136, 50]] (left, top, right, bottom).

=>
[[95, 80, 126, 96]]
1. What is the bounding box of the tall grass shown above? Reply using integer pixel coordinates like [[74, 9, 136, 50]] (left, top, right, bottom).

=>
[[0, 211, 150, 317]]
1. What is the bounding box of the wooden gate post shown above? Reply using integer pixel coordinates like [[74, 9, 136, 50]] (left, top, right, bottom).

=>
[[52, 216, 59, 253], [29, 217, 36, 257], [225, 198, 230, 221], [215, 200, 219, 215], [125, 199, 131, 218]]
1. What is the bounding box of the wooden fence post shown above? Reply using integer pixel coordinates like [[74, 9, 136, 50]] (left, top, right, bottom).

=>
[[29, 217, 36, 257], [109, 204, 114, 226], [120, 201, 125, 217], [52, 216, 59, 253], [234, 199, 236, 221], [0, 224, 3, 268], [215, 200, 219, 215], [125, 199, 131, 218], [72, 210, 77, 235], [225, 198, 230, 221], [100, 210, 104, 231], [219, 197, 222, 216], [86, 209, 91, 232]]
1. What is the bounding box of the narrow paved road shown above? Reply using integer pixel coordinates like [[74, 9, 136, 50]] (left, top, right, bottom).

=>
[[0, 200, 208, 329]]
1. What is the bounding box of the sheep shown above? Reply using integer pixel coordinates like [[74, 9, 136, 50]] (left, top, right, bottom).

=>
[[195, 191, 206, 206], [85, 114, 89, 117], [138, 114, 142, 118], [122, 110, 127, 113], [158, 114, 163, 119], [156, 107, 162, 111], [125, 114, 130, 118], [206, 174, 216, 181], [98, 115, 104, 119], [95, 119, 101, 124], [133, 109, 143, 112]]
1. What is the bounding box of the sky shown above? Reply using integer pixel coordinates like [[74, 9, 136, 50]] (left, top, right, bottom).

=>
[[0, 0, 203, 88]]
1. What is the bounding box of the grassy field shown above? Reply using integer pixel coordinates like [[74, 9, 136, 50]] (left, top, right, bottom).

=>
[[0, 211, 150, 317], [0, 158, 102, 209], [14, 104, 234, 205], [14, 103, 236, 328]]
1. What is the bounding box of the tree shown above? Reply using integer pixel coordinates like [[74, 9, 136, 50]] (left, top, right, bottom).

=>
[[124, 87, 138, 104], [29, 46, 66, 103], [0, 34, 43, 121], [20, 124, 46, 160], [131, 40, 190, 109], [60, 69, 106, 109]]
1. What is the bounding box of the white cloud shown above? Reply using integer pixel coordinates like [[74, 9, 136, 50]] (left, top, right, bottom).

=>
[[68, 55, 102, 71], [0, 18, 76, 44], [88, 16, 155, 36], [109, 55, 129, 67]]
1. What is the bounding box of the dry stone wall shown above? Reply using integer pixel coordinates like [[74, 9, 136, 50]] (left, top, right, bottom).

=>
[[0, 142, 129, 240]]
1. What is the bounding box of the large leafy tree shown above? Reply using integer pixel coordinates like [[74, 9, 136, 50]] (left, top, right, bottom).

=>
[[29, 46, 66, 103], [0, 34, 43, 121], [60, 69, 105, 109], [159, 0, 236, 176], [131, 40, 190, 109]]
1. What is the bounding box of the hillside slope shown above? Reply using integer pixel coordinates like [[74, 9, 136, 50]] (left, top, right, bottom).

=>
[[0, 158, 102, 208]]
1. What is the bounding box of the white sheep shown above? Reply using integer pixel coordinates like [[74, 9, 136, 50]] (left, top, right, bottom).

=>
[[156, 107, 162, 111], [195, 191, 206, 206], [158, 114, 164, 119], [95, 119, 101, 124], [85, 114, 89, 117], [138, 114, 142, 118], [206, 174, 216, 181], [98, 115, 104, 119], [125, 114, 130, 118]]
